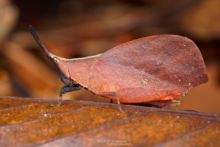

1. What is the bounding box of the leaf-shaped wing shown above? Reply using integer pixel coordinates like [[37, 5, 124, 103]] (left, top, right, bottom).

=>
[[33, 33, 208, 103]]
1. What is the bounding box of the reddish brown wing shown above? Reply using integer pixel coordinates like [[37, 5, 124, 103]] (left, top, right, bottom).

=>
[[56, 35, 208, 103]]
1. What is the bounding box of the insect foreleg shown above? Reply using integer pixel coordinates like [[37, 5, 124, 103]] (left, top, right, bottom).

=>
[[58, 84, 81, 106]]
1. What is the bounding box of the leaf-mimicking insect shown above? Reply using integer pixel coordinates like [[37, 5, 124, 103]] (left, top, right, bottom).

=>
[[29, 26, 208, 106]]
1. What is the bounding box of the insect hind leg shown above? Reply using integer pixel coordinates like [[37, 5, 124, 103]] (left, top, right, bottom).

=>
[[58, 84, 81, 106]]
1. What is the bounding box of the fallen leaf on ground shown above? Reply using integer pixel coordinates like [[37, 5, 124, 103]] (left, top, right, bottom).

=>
[[0, 97, 219, 146]]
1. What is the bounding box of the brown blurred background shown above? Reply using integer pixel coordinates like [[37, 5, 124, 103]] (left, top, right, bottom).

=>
[[0, 0, 219, 113]]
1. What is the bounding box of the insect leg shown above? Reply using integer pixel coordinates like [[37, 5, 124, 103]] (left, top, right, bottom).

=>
[[58, 84, 81, 106], [98, 92, 123, 111], [116, 95, 123, 112]]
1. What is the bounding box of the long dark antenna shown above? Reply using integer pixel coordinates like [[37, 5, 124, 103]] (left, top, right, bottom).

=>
[[29, 25, 55, 60]]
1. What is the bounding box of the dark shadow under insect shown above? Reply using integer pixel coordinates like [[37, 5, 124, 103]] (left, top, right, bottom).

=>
[[29, 25, 81, 105]]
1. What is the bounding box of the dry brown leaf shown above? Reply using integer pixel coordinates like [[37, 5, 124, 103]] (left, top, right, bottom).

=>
[[0, 0, 17, 42], [182, 0, 220, 40], [0, 97, 219, 146], [2, 42, 61, 98]]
